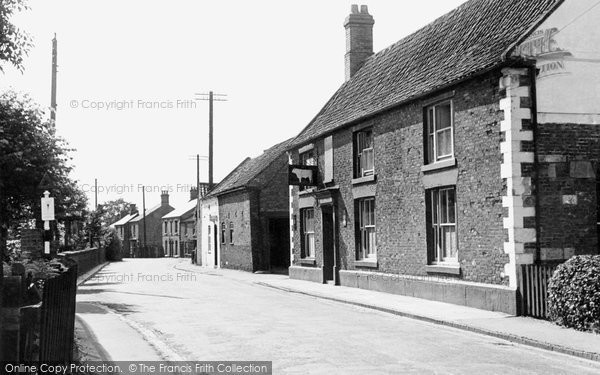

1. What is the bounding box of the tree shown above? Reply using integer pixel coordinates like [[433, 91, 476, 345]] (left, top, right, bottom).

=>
[[99, 199, 134, 227], [0, 0, 33, 73], [0, 90, 87, 258]]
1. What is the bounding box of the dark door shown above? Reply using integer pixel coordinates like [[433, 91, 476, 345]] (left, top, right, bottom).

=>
[[268, 218, 291, 273], [214, 225, 218, 266], [322, 206, 335, 283]]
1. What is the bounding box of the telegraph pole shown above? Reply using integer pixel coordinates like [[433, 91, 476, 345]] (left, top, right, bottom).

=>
[[94, 178, 98, 209], [142, 187, 147, 256], [195, 91, 227, 190], [209, 92, 213, 188], [50, 34, 58, 122]]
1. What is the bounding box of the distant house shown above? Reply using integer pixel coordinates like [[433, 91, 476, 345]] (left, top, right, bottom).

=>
[[111, 204, 138, 257], [162, 188, 199, 257], [129, 191, 174, 257], [198, 139, 292, 272]]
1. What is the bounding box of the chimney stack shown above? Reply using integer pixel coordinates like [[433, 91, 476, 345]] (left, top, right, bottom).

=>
[[190, 186, 199, 201], [129, 204, 138, 216], [160, 190, 169, 205], [344, 4, 374, 82]]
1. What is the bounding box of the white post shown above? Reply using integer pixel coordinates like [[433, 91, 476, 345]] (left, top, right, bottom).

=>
[[41, 190, 55, 255]]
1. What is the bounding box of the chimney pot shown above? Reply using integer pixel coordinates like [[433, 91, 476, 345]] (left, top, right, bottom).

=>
[[344, 4, 374, 82], [160, 191, 169, 205]]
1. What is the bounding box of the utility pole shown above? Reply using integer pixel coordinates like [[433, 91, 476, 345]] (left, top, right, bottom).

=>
[[196, 154, 200, 194], [195, 91, 227, 190], [94, 178, 98, 210], [142, 187, 147, 256], [50, 33, 58, 122]]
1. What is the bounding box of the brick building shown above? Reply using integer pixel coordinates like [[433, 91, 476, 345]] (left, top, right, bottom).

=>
[[112, 204, 138, 257], [162, 188, 199, 257], [287, 0, 599, 314], [129, 191, 174, 257], [198, 139, 292, 272]]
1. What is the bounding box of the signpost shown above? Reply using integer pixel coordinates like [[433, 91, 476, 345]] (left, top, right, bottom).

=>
[[41, 191, 55, 255]]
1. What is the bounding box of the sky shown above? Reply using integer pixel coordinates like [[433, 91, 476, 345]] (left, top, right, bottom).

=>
[[1, 0, 467, 211]]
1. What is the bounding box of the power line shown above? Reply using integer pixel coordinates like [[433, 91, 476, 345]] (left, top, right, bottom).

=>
[[556, 0, 600, 34]]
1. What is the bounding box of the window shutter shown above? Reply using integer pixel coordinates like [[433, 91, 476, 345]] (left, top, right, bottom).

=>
[[324, 136, 333, 183]]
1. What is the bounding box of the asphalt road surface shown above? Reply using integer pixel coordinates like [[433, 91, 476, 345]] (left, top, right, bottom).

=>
[[76, 258, 600, 374]]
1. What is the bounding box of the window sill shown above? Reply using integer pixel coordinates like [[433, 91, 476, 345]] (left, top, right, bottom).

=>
[[299, 188, 316, 196], [299, 258, 316, 266], [421, 158, 457, 173], [426, 264, 461, 275], [352, 175, 376, 185], [354, 259, 378, 268]]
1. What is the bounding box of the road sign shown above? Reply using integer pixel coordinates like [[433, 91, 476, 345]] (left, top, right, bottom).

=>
[[41, 191, 55, 221]]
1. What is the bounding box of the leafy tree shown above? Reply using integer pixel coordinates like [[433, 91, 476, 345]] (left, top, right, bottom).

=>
[[0, 90, 87, 258], [0, 0, 33, 73], [100, 199, 134, 227]]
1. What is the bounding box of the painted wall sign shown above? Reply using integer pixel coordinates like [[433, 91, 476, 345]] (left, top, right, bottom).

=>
[[512, 0, 600, 124]]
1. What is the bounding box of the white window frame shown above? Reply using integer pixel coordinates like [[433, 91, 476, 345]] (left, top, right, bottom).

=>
[[426, 101, 454, 164], [355, 129, 374, 177], [301, 208, 315, 259], [357, 198, 376, 260], [430, 187, 458, 264]]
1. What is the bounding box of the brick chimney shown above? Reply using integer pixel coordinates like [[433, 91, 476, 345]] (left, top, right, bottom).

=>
[[190, 187, 199, 201], [344, 4, 374, 82], [129, 204, 138, 216], [160, 190, 169, 206]]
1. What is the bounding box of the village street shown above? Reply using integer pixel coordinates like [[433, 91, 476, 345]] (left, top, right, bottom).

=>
[[75, 259, 600, 375]]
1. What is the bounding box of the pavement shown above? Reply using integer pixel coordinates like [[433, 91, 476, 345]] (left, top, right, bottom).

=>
[[74, 262, 169, 363], [173, 261, 600, 363], [72, 259, 600, 374]]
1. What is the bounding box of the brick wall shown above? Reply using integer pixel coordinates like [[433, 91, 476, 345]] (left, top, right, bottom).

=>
[[218, 191, 255, 271], [291, 70, 510, 285], [536, 123, 600, 258]]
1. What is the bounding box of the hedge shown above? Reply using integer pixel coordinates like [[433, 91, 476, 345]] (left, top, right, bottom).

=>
[[547, 255, 600, 332]]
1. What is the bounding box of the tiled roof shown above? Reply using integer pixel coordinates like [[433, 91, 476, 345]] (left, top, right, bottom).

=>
[[290, 0, 562, 147], [162, 199, 197, 219], [129, 204, 166, 222], [207, 138, 293, 198], [111, 213, 138, 227]]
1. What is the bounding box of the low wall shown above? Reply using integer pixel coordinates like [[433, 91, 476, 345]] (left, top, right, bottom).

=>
[[289, 266, 323, 284], [59, 247, 106, 276], [339, 270, 518, 315]]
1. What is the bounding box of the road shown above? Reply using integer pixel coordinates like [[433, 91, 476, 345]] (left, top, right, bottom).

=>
[[76, 258, 600, 374]]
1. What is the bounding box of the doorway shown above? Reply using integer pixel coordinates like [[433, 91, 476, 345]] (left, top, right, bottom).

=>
[[268, 218, 290, 273], [213, 225, 218, 267], [322, 205, 335, 284]]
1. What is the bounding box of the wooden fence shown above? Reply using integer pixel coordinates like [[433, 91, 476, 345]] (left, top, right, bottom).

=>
[[38, 263, 78, 362], [519, 264, 558, 319]]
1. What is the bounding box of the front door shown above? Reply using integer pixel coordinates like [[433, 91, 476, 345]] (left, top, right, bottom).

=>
[[214, 225, 219, 267], [322, 205, 335, 283]]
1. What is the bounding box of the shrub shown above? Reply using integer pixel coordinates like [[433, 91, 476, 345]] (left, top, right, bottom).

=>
[[103, 227, 123, 261], [547, 255, 600, 332]]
